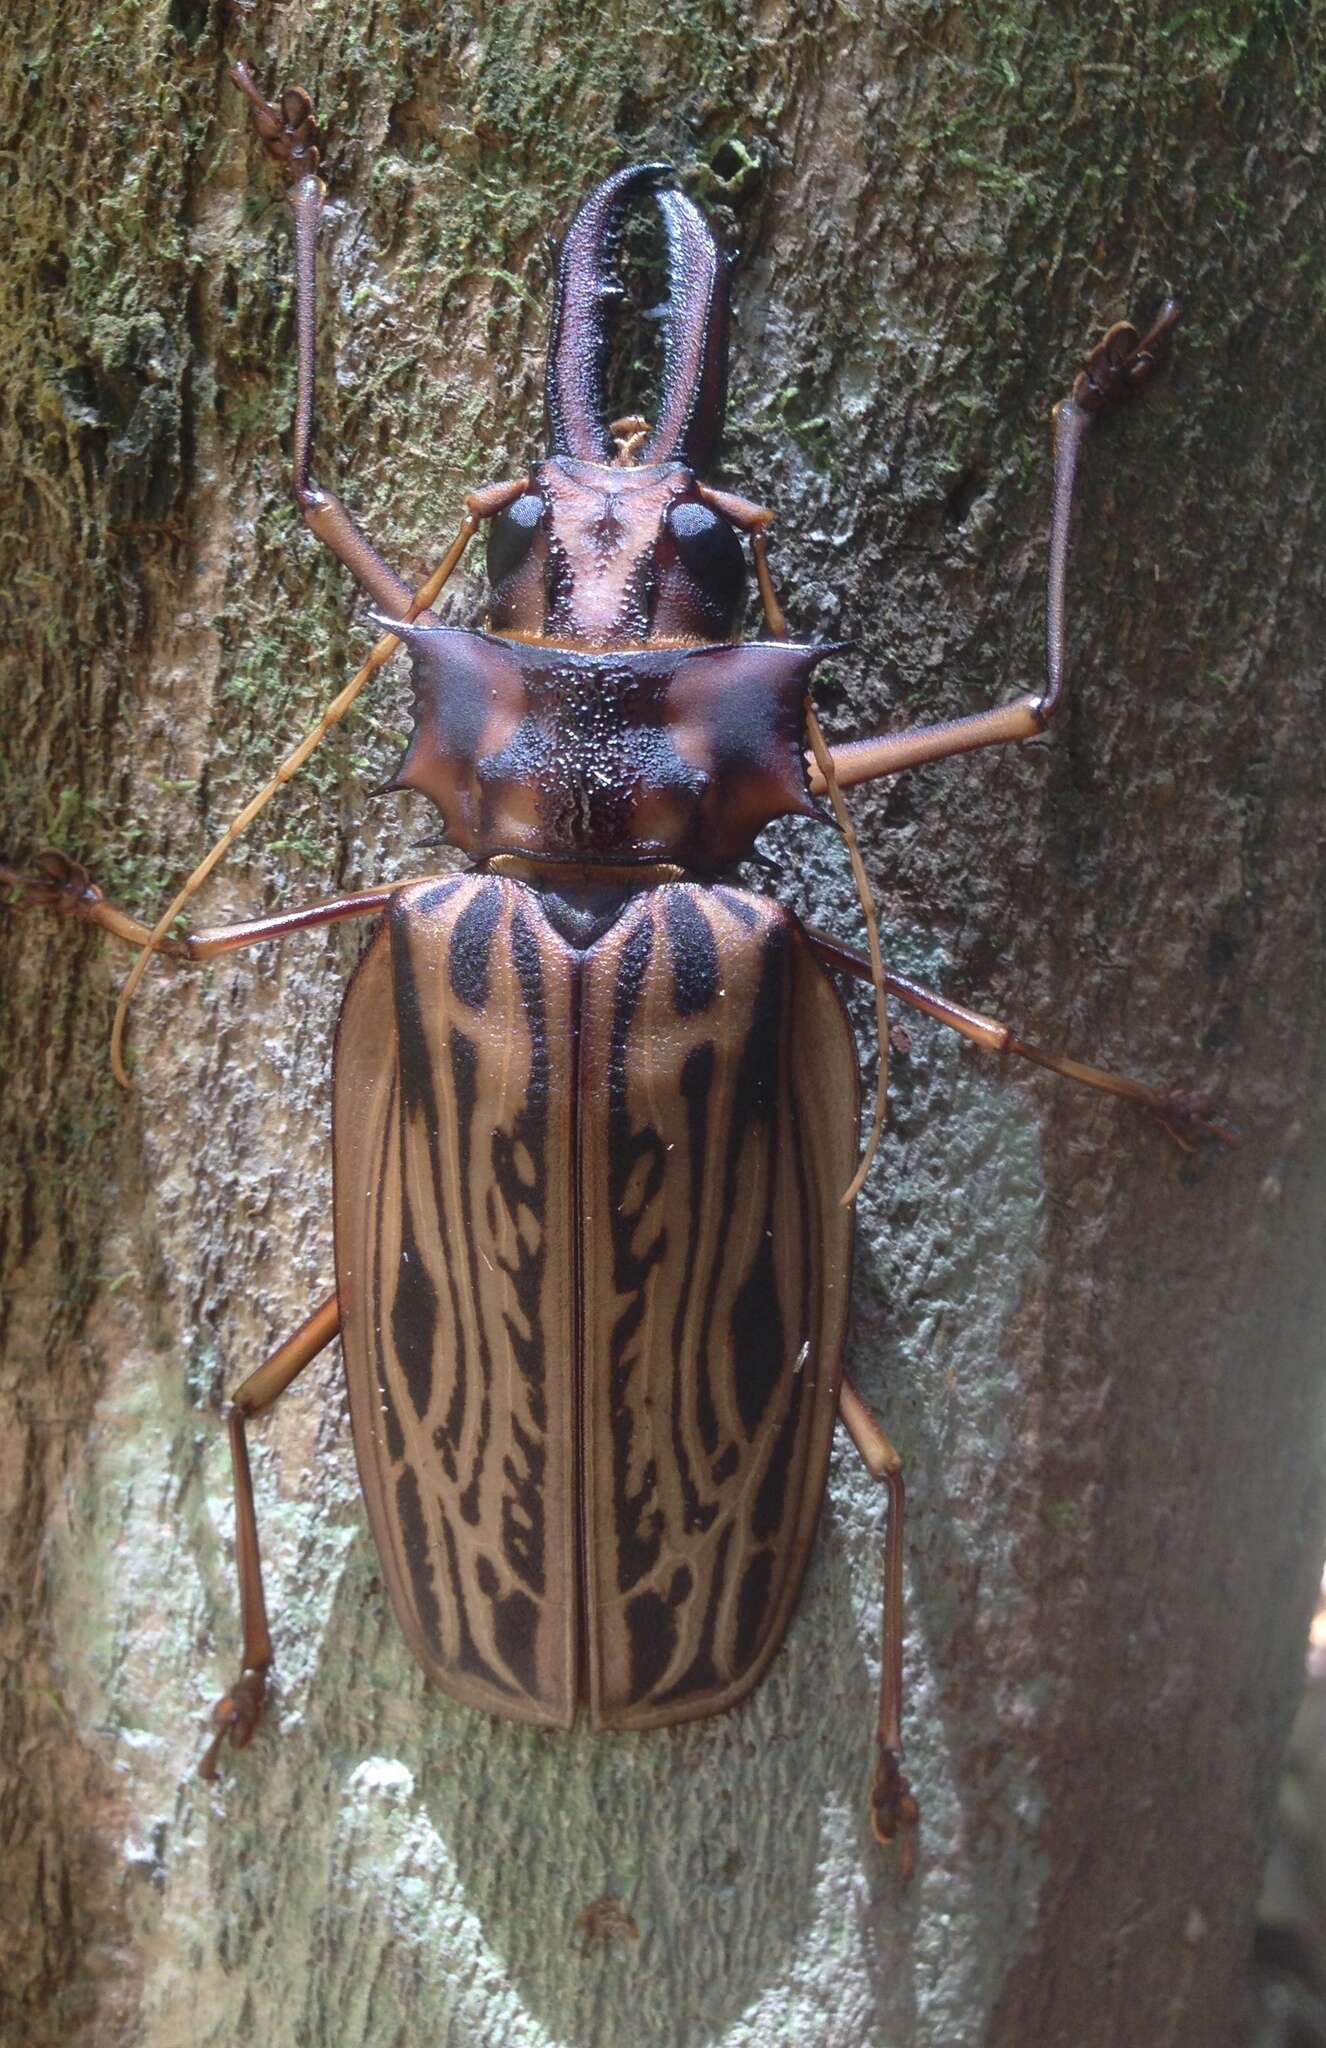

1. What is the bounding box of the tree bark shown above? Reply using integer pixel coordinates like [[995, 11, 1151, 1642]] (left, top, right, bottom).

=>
[[2, 4, 1324, 2044]]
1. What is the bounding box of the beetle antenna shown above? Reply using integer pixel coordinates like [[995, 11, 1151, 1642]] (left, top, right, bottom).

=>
[[108, 528, 477, 1087], [805, 699, 889, 1206]]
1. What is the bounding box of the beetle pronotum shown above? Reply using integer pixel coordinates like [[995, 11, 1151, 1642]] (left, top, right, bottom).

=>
[[2, 64, 1235, 1882]]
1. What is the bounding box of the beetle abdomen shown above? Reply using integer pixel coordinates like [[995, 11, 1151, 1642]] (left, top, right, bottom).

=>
[[332, 873, 857, 1730]]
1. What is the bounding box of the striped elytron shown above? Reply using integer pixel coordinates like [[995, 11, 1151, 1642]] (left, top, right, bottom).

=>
[[337, 876, 853, 1729], [1, 65, 1236, 1882]]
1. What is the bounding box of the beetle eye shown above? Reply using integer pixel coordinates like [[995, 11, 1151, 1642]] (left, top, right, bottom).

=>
[[665, 501, 745, 620], [486, 491, 545, 589]]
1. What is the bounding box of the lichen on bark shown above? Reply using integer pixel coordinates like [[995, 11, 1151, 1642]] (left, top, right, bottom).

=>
[[3, 3, 1326, 2045]]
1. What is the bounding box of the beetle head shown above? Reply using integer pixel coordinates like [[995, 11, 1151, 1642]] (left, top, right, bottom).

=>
[[484, 164, 747, 650]]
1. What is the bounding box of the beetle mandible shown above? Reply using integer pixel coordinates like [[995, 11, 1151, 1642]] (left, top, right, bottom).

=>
[[2, 64, 1236, 1881]]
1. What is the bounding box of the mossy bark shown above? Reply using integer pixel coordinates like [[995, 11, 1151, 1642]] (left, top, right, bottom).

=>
[[3, 4, 1324, 2044]]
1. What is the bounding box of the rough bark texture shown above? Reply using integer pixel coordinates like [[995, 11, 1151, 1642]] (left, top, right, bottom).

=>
[[2, 4, 1324, 2044]]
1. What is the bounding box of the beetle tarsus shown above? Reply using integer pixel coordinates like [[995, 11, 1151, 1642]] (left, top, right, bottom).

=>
[[871, 1741, 920, 1885], [1072, 298, 1182, 415], [198, 1668, 267, 1782], [1151, 1085, 1241, 1152], [1, 849, 102, 917], [230, 59, 322, 182]]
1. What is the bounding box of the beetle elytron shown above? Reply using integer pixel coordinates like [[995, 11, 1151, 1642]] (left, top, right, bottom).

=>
[[3, 64, 1234, 1881]]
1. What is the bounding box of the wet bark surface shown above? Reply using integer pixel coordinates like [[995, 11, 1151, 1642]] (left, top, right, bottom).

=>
[[2, 4, 1325, 2044]]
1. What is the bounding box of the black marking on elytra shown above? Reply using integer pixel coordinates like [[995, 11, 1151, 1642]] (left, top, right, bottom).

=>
[[752, 1362, 803, 1543], [718, 923, 790, 1440], [410, 877, 466, 918], [490, 901, 551, 1594], [492, 905, 550, 1432], [711, 1441, 738, 1483], [502, 1413, 547, 1600], [654, 1520, 734, 1704], [785, 991, 819, 1347], [713, 886, 759, 928], [664, 888, 720, 1015], [668, 1563, 694, 1606], [371, 1069, 406, 1464], [449, 876, 502, 1008], [448, 1022, 495, 1528], [730, 1220, 785, 1439], [625, 1589, 676, 1702], [671, 1036, 721, 1536], [607, 909, 668, 1594], [391, 903, 469, 1476], [392, 899, 442, 1126], [746, 965, 826, 1549], [687, 918, 789, 1467], [439, 1512, 518, 1693], [493, 1585, 541, 1697], [474, 1552, 541, 1695], [624, 1562, 693, 1703], [396, 1465, 443, 1658], [392, 1183, 439, 1424]]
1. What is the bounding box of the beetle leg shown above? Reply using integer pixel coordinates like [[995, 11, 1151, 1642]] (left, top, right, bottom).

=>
[[808, 301, 1182, 794], [1, 852, 186, 955], [808, 929, 1238, 1150], [809, 693, 1051, 790], [837, 1375, 919, 1881], [1, 857, 435, 957], [229, 62, 428, 617], [230, 63, 529, 622], [200, 1292, 341, 1782]]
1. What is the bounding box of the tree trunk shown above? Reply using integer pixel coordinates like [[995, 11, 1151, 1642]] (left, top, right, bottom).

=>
[[3, 4, 1324, 2044]]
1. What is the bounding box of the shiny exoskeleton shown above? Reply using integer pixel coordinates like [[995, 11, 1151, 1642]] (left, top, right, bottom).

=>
[[1, 67, 1237, 1886]]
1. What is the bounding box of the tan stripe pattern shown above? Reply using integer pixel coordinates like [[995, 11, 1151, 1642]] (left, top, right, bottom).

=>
[[333, 874, 858, 1729], [578, 885, 858, 1725]]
